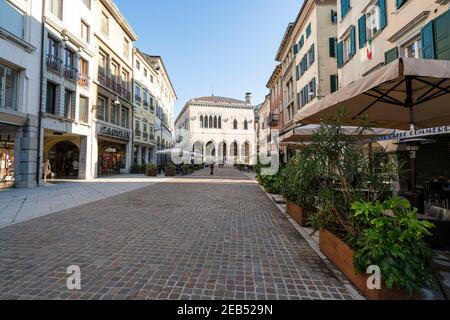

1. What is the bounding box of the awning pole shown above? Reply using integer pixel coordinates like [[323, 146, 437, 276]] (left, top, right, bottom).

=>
[[405, 76, 415, 131]]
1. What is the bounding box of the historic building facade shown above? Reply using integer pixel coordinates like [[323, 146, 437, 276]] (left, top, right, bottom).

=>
[[336, 0, 450, 88], [274, 0, 338, 159], [132, 49, 156, 166], [92, 0, 137, 176], [0, 0, 43, 188], [144, 55, 177, 166], [40, 0, 97, 180], [175, 94, 256, 165]]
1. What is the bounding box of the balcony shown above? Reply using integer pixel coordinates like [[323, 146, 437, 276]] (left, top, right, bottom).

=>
[[268, 113, 280, 127], [97, 72, 131, 101], [46, 54, 62, 74], [78, 73, 90, 88], [64, 65, 79, 83], [135, 95, 142, 104]]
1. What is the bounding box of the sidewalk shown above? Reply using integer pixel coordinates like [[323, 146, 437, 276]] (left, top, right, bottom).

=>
[[0, 175, 170, 228]]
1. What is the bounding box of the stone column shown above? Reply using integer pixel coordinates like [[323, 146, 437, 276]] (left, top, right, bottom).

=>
[[14, 115, 39, 188], [78, 136, 87, 179], [144, 147, 149, 165], [137, 145, 142, 166]]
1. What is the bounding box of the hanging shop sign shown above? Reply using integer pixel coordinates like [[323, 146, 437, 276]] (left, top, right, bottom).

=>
[[369, 125, 450, 142], [98, 126, 131, 140]]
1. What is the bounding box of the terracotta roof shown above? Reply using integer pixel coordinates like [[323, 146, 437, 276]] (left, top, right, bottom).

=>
[[190, 96, 247, 105]]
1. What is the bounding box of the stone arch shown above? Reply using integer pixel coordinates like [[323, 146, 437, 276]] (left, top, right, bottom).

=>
[[47, 141, 80, 178], [205, 141, 216, 164], [217, 141, 227, 165], [241, 141, 250, 164], [230, 141, 239, 164]]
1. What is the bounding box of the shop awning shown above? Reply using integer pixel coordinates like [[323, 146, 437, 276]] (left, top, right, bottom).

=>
[[294, 58, 450, 130], [280, 125, 399, 143]]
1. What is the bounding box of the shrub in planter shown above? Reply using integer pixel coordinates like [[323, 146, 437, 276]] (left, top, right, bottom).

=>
[[279, 150, 320, 226], [350, 198, 434, 297], [146, 164, 157, 177], [255, 158, 283, 195], [165, 164, 176, 176], [130, 164, 140, 174]]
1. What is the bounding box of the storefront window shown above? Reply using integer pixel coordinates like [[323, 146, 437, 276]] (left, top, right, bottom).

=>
[[0, 134, 15, 187], [98, 140, 126, 175], [0, 65, 19, 111]]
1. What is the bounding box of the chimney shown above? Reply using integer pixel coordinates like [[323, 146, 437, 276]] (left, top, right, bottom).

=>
[[245, 92, 253, 105]]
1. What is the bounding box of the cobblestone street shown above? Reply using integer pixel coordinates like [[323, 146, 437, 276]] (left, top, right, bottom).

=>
[[0, 167, 354, 300]]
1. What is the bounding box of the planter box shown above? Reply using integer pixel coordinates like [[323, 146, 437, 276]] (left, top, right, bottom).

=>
[[146, 168, 157, 177], [165, 168, 176, 177], [286, 202, 308, 227], [319, 229, 419, 300]]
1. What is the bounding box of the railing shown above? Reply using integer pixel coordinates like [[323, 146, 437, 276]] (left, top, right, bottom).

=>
[[78, 73, 90, 88], [46, 54, 62, 74], [64, 65, 79, 83], [135, 95, 142, 104], [97, 71, 131, 101]]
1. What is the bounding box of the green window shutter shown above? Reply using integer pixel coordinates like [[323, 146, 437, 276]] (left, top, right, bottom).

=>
[[306, 24, 312, 38], [337, 41, 344, 67], [330, 75, 338, 93], [293, 44, 298, 55], [384, 47, 399, 64], [396, 0, 406, 9], [421, 21, 436, 59], [329, 38, 336, 57], [299, 35, 304, 49], [358, 15, 367, 49], [310, 44, 315, 65], [434, 10, 450, 60], [341, 0, 350, 19], [350, 26, 356, 57], [296, 65, 300, 81], [378, 0, 387, 29]]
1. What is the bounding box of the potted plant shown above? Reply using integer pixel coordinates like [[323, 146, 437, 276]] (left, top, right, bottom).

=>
[[302, 114, 434, 299], [146, 164, 157, 177], [164, 164, 176, 177], [279, 150, 319, 227], [130, 164, 140, 174]]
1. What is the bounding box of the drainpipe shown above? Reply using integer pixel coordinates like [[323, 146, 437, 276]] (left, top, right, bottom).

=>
[[36, 0, 46, 186]]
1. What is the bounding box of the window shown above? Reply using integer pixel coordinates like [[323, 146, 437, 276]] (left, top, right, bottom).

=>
[[121, 107, 129, 128], [98, 52, 107, 75], [366, 5, 380, 41], [209, 116, 213, 128], [341, 0, 350, 19], [46, 82, 57, 114], [0, 0, 25, 39], [204, 115, 208, 128], [110, 103, 118, 125], [401, 37, 422, 59], [308, 44, 315, 66], [306, 23, 312, 38], [338, 27, 356, 67], [111, 61, 119, 82], [135, 120, 141, 135], [79, 58, 88, 86], [331, 10, 338, 24], [244, 120, 249, 130], [144, 69, 148, 77], [308, 78, 316, 100], [330, 74, 339, 93], [0, 64, 19, 111], [233, 119, 238, 130], [96, 96, 106, 121], [48, 36, 59, 62], [329, 38, 337, 57], [123, 38, 129, 59], [396, 0, 408, 10], [299, 35, 304, 49], [81, 20, 89, 43], [200, 115, 204, 128], [64, 90, 73, 119], [101, 12, 109, 35], [214, 116, 217, 128], [136, 61, 140, 70], [79, 96, 89, 123], [121, 71, 129, 90], [49, 0, 63, 20], [218, 116, 222, 129], [64, 48, 75, 68]]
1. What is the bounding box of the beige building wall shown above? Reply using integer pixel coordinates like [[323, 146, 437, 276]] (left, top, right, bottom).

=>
[[338, 0, 450, 88]]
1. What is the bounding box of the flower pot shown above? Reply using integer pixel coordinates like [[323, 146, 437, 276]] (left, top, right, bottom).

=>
[[146, 168, 157, 177], [319, 229, 420, 300], [286, 202, 308, 227], [165, 168, 176, 177]]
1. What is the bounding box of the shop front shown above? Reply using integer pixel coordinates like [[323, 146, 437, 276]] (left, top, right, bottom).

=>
[[97, 125, 131, 176], [0, 125, 16, 188]]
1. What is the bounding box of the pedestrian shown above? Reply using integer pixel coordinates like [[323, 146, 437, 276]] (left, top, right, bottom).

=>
[[43, 159, 52, 184], [210, 163, 215, 176]]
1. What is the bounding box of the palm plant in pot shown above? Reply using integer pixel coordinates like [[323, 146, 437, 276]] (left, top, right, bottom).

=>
[[164, 164, 176, 177]]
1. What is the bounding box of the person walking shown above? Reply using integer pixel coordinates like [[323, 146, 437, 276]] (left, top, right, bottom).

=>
[[43, 159, 52, 184], [210, 163, 215, 176]]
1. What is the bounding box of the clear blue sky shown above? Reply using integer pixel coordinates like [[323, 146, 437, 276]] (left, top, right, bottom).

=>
[[115, 0, 302, 117]]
